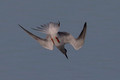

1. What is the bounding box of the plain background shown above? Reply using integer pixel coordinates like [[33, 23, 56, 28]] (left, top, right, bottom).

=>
[[0, 0, 120, 80]]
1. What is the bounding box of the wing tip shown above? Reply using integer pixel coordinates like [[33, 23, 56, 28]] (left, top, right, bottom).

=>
[[18, 24, 25, 30], [18, 24, 22, 27], [84, 22, 87, 28]]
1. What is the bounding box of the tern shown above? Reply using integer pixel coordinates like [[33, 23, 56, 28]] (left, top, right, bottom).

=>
[[19, 22, 87, 59]]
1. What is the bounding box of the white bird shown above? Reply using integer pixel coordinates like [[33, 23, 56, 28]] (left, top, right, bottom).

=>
[[18, 22, 87, 59]]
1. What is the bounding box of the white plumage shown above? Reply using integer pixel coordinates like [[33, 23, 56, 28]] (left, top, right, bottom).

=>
[[19, 21, 87, 59]]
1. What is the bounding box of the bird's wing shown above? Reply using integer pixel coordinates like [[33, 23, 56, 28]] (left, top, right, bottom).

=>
[[18, 24, 54, 50], [75, 22, 87, 49], [58, 22, 87, 50], [31, 21, 60, 34], [57, 45, 68, 59]]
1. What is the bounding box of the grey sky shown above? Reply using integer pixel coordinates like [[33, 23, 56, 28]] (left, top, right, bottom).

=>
[[0, 0, 120, 80]]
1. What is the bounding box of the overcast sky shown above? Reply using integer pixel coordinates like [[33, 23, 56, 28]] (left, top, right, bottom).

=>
[[0, 0, 120, 80]]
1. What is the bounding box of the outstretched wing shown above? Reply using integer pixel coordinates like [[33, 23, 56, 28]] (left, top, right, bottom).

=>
[[18, 24, 54, 50], [58, 22, 87, 50], [31, 21, 60, 35]]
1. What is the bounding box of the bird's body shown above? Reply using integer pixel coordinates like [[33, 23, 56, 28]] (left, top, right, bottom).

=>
[[19, 22, 87, 59]]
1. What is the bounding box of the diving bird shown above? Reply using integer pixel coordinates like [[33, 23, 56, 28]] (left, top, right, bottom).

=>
[[18, 22, 87, 59]]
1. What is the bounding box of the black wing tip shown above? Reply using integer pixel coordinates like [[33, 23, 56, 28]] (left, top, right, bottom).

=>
[[18, 24, 24, 29], [18, 24, 30, 33], [84, 22, 87, 27], [18, 24, 21, 27]]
